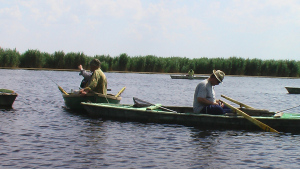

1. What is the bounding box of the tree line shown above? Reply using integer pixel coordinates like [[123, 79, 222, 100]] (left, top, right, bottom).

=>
[[0, 48, 300, 77]]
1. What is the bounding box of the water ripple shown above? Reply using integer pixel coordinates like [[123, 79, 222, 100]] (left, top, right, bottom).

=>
[[1, 69, 300, 168]]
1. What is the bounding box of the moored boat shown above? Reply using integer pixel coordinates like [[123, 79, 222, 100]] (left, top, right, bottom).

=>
[[170, 75, 208, 80], [285, 87, 300, 94], [81, 98, 300, 133], [0, 89, 18, 107]]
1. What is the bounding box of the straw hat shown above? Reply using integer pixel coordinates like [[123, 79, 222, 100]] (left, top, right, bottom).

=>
[[213, 70, 225, 83]]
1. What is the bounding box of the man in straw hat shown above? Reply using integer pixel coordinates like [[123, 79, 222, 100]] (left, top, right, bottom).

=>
[[193, 70, 230, 114], [80, 59, 107, 95]]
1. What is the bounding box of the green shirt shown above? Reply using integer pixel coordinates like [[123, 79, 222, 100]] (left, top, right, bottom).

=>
[[188, 70, 194, 77], [85, 68, 107, 95]]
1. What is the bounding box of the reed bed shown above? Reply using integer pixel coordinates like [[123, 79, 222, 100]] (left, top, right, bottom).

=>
[[0, 48, 299, 77]]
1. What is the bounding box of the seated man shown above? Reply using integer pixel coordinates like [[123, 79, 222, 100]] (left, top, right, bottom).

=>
[[188, 69, 194, 77], [79, 59, 107, 95], [78, 64, 92, 88], [193, 70, 230, 115]]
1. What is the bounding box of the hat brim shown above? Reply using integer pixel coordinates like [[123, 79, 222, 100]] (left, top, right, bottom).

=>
[[213, 70, 223, 83]]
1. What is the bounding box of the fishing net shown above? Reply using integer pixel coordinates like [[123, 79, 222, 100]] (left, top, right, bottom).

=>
[[132, 97, 178, 113], [133, 97, 152, 107]]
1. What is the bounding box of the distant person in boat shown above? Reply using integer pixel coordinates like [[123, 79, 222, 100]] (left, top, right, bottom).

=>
[[187, 69, 194, 77], [79, 59, 107, 96], [193, 70, 231, 115], [78, 64, 92, 88]]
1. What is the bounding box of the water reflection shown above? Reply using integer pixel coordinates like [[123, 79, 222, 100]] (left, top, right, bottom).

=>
[[1, 69, 300, 168]]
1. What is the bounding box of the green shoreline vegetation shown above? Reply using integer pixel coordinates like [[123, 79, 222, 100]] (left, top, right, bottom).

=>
[[1, 48, 300, 77]]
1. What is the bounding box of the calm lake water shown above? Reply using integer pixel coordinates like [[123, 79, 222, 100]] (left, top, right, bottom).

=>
[[1, 69, 300, 168]]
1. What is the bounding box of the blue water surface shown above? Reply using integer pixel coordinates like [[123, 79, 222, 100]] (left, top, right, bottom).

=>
[[1, 69, 300, 168]]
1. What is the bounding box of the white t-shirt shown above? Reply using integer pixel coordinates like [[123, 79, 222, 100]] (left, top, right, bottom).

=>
[[193, 79, 216, 113]]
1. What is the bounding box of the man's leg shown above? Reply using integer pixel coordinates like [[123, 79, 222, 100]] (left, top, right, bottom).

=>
[[204, 105, 224, 115]]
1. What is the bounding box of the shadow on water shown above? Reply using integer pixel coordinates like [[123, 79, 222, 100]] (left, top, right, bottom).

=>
[[0, 106, 15, 111]]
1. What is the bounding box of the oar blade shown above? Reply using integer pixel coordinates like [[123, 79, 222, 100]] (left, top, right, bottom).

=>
[[220, 99, 279, 133]]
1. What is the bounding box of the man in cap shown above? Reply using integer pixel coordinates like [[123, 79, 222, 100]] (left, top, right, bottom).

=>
[[79, 59, 107, 95], [193, 70, 230, 114]]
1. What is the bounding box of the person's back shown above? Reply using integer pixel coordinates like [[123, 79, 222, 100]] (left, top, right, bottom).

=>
[[193, 70, 230, 115], [89, 68, 107, 95], [79, 59, 107, 96], [193, 79, 215, 113], [78, 65, 92, 88]]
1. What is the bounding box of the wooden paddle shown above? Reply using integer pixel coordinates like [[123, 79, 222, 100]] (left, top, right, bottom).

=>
[[57, 86, 69, 95], [44, 74, 69, 95], [115, 87, 126, 97], [220, 99, 279, 133]]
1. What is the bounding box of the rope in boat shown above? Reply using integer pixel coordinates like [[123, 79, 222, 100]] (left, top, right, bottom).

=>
[[105, 94, 109, 103], [277, 104, 300, 113]]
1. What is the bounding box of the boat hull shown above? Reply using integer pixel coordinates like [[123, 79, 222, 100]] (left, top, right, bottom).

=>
[[63, 93, 121, 111], [0, 89, 18, 107], [0, 94, 18, 107], [170, 75, 208, 80], [81, 103, 300, 133], [285, 87, 300, 94]]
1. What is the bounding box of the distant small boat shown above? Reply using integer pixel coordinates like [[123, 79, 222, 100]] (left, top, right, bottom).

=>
[[0, 89, 18, 107], [170, 75, 208, 80], [285, 87, 300, 94]]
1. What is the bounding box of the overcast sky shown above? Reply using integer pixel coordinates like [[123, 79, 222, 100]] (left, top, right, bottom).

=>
[[1, 0, 300, 60]]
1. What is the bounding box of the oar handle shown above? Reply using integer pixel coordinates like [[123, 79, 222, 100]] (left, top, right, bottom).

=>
[[43, 72, 69, 95], [115, 87, 126, 97], [221, 95, 254, 109]]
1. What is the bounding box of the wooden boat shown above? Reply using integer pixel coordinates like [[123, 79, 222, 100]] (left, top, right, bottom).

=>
[[0, 89, 18, 107], [49, 75, 125, 111], [285, 87, 300, 94], [81, 97, 300, 133], [170, 75, 208, 80], [63, 92, 122, 111]]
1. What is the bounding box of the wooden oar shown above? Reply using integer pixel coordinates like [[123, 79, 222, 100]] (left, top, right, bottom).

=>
[[220, 99, 279, 133], [221, 95, 254, 109], [57, 86, 69, 95], [115, 87, 126, 97], [44, 74, 69, 95], [134, 97, 178, 113]]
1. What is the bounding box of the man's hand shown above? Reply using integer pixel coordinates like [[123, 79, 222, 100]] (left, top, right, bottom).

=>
[[79, 88, 87, 96], [216, 100, 224, 107]]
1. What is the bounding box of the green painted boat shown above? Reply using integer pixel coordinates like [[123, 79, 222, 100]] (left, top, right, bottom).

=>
[[285, 87, 300, 94], [81, 101, 300, 133], [0, 89, 18, 107], [63, 93, 121, 111], [170, 75, 208, 80]]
